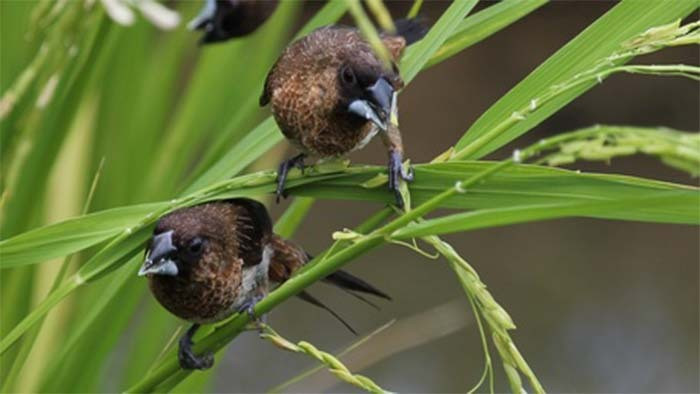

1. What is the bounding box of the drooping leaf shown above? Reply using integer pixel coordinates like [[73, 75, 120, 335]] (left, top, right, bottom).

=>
[[454, 0, 698, 159]]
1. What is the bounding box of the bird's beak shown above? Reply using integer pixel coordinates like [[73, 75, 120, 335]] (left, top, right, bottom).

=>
[[348, 78, 394, 131], [139, 230, 179, 277], [187, 0, 217, 30]]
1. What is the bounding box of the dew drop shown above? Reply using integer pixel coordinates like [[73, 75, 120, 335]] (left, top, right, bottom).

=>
[[512, 149, 522, 163]]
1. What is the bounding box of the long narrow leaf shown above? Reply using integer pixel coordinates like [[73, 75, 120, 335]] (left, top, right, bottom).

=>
[[426, 0, 547, 68], [393, 191, 700, 239], [0, 203, 165, 268], [400, 0, 478, 83], [3, 161, 697, 268], [454, 0, 698, 159]]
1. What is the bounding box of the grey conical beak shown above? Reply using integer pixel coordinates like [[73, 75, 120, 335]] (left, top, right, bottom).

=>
[[366, 78, 393, 120], [139, 230, 179, 277], [347, 77, 395, 131]]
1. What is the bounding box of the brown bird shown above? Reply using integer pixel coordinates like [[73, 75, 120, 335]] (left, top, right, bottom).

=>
[[260, 19, 428, 207], [138, 198, 389, 370], [188, 0, 279, 44]]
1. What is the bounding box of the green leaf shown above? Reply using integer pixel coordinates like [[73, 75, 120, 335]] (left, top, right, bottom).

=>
[[0, 202, 165, 268], [2, 12, 110, 237], [292, 162, 699, 224], [185, 117, 280, 193], [393, 191, 700, 239], [37, 263, 140, 391], [6, 161, 697, 269], [273, 197, 315, 238], [426, 0, 547, 69], [39, 265, 146, 392], [401, 0, 478, 83], [454, 0, 698, 159]]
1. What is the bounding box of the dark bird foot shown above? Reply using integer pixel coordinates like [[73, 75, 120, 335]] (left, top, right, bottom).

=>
[[276, 153, 306, 203], [178, 324, 214, 370], [238, 294, 267, 331], [388, 150, 414, 208]]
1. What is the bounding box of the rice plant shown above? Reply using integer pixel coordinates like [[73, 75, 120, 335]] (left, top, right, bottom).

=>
[[1, 0, 698, 392]]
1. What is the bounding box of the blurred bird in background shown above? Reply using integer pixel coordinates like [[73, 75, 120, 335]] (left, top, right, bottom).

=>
[[189, 0, 279, 44]]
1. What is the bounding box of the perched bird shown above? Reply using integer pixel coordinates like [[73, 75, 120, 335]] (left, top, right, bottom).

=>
[[188, 0, 278, 44], [138, 198, 389, 370], [260, 19, 428, 207]]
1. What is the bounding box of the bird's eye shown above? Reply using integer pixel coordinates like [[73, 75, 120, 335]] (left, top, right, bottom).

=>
[[188, 237, 205, 256], [341, 65, 356, 85]]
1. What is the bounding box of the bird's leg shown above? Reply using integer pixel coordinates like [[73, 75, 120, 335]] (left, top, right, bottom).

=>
[[238, 293, 267, 332], [275, 153, 306, 203], [178, 324, 214, 370], [382, 124, 413, 208]]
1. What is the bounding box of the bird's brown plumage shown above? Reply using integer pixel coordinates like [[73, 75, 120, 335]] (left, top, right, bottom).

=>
[[147, 202, 258, 323], [143, 199, 388, 325], [261, 26, 407, 156], [267, 234, 307, 283], [140, 199, 391, 369]]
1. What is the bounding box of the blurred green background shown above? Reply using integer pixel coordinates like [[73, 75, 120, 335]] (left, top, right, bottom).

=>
[[1, 1, 698, 393]]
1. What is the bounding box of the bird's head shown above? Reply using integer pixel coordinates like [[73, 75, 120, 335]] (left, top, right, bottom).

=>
[[139, 199, 271, 278], [139, 218, 213, 279], [337, 58, 400, 131]]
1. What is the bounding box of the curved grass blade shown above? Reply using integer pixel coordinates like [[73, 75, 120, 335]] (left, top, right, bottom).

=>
[[346, 0, 392, 67], [273, 197, 315, 238], [0, 202, 166, 268], [454, 0, 698, 159], [400, 0, 478, 83], [426, 0, 547, 69], [4, 159, 698, 269], [393, 191, 700, 239]]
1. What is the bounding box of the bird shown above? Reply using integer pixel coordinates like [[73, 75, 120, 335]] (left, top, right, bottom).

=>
[[188, 0, 279, 44], [138, 198, 390, 370], [260, 18, 428, 207]]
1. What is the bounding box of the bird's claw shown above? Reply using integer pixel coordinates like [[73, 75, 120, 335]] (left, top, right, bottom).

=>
[[388, 150, 413, 208], [239, 295, 267, 332], [178, 347, 214, 370], [178, 327, 214, 370], [275, 153, 306, 203]]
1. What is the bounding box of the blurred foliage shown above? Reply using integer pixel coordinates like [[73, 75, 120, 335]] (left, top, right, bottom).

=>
[[0, 0, 698, 393]]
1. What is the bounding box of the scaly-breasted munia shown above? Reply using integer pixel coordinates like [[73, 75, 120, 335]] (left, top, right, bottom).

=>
[[138, 198, 389, 370], [260, 19, 427, 207]]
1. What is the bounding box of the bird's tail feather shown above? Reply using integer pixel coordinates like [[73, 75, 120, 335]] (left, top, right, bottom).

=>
[[269, 237, 390, 334], [323, 270, 391, 301], [296, 290, 357, 335]]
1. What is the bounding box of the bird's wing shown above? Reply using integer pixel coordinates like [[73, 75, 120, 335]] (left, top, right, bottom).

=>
[[227, 198, 273, 267]]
